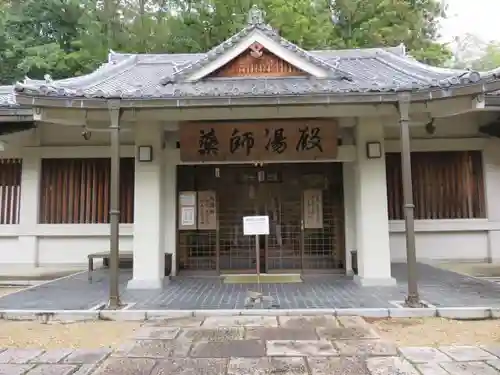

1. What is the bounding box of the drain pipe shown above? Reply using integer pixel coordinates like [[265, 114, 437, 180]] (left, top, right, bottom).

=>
[[398, 92, 421, 307]]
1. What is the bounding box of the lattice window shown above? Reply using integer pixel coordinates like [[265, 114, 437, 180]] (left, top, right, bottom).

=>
[[386, 151, 485, 220], [0, 159, 22, 224], [39, 158, 135, 224]]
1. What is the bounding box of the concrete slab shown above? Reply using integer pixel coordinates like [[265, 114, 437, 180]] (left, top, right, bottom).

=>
[[365, 357, 420, 375], [190, 340, 266, 358], [488, 360, 500, 371], [30, 350, 73, 364], [144, 316, 203, 327], [399, 346, 453, 363], [177, 327, 245, 342], [202, 316, 278, 328], [481, 346, 500, 358], [414, 362, 450, 375], [317, 326, 380, 340], [26, 364, 78, 375], [125, 340, 191, 358], [278, 315, 339, 329], [228, 357, 308, 375], [132, 327, 180, 340], [61, 350, 111, 365], [91, 358, 156, 375], [266, 340, 338, 357], [440, 361, 500, 375], [151, 358, 227, 375], [333, 340, 398, 357], [0, 364, 35, 375], [0, 349, 44, 364], [438, 346, 497, 362], [307, 357, 370, 375], [245, 327, 318, 340]]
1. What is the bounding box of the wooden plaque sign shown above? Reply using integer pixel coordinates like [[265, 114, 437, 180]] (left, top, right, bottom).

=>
[[197, 190, 217, 230], [180, 119, 338, 162], [211, 46, 307, 78], [178, 191, 197, 230], [303, 189, 323, 229]]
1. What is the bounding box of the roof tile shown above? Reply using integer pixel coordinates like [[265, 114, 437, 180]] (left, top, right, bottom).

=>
[[9, 6, 500, 103]]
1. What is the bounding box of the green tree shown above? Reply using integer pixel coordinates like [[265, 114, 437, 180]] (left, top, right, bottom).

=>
[[0, 0, 453, 83], [450, 34, 500, 71], [470, 43, 500, 71], [0, 0, 102, 83], [327, 0, 451, 65], [164, 0, 451, 64]]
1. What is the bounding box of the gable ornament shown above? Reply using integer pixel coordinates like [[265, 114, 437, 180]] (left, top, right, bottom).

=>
[[247, 5, 265, 25], [249, 42, 264, 59]]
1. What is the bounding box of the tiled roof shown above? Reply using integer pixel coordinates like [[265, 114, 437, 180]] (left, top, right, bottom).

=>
[[10, 6, 500, 102]]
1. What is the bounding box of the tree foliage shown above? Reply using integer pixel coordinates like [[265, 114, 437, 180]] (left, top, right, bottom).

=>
[[0, 0, 452, 84], [451, 34, 500, 71]]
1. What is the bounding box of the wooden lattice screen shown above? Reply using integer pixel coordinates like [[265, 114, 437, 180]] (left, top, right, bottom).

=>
[[0, 158, 22, 224], [39, 158, 135, 224], [386, 151, 485, 220]]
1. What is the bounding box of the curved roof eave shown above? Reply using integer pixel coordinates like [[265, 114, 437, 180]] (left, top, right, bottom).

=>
[[13, 78, 500, 110]]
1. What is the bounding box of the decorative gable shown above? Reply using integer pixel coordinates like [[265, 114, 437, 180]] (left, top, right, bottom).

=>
[[209, 43, 307, 78], [163, 6, 352, 84]]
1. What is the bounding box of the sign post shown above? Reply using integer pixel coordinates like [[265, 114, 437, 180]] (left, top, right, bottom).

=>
[[243, 215, 270, 277], [243, 215, 270, 298]]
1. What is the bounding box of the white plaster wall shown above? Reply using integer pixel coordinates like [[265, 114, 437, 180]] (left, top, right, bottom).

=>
[[384, 110, 499, 264], [0, 238, 21, 263], [0, 225, 133, 265], [384, 111, 497, 139], [0, 123, 136, 267], [389, 232, 488, 262], [38, 236, 133, 265], [39, 123, 135, 146]]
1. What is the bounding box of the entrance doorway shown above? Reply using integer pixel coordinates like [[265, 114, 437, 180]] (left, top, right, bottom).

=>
[[176, 163, 345, 274]]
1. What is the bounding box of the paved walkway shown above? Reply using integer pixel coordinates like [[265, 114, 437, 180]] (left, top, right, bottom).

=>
[[0, 263, 499, 310], [1, 315, 500, 374]]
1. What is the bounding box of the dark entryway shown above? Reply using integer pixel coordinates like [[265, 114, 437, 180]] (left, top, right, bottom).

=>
[[176, 163, 345, 273]]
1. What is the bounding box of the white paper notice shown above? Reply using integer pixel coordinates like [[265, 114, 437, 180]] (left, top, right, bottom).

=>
[[243, 215, 270, 236], [180, 193, 196, 206], [181, 207, 195, 226]]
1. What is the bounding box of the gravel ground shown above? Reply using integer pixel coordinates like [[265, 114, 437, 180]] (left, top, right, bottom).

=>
[[0, 321, 141, 349], [372, 317, 500, 347]]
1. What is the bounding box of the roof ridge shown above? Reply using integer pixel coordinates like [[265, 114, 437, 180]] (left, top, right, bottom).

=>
[[377, 59, 432, 84], [64, 55, 139, 88], [374, 50, 488, 89], [83, 57, 141, 93], [162, 9, 352, 84], [379, 49, 468, 76]]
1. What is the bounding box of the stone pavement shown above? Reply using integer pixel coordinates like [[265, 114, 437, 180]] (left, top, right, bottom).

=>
[[2, 315, 500, 374], [1, 263, 500, 310]]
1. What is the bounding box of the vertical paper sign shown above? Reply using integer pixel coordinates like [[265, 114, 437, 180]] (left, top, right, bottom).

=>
[[197, 190, 217, 230], [178, 191, 197, 230], [303, 189, 323, 229]]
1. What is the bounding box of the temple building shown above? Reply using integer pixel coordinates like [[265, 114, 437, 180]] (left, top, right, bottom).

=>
[[1, 6, 500, 289]]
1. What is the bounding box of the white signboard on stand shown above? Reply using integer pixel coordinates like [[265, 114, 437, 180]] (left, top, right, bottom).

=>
[[243, 216, 270, 236]]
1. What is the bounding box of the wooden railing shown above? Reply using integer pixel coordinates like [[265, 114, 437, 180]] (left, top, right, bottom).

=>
[[39, 158, 135, 224], [386, 151, 485, 220], [0, 159, 22, 224]]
